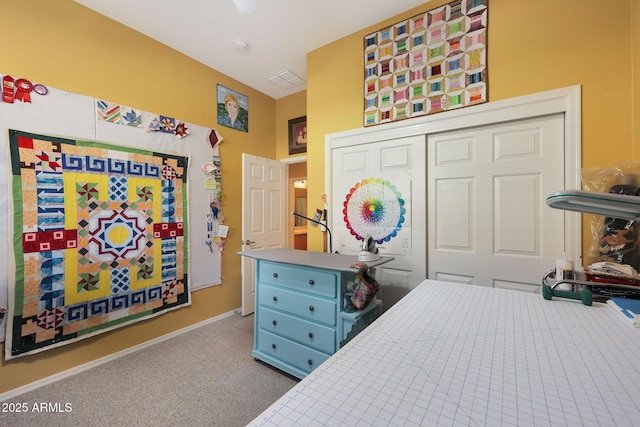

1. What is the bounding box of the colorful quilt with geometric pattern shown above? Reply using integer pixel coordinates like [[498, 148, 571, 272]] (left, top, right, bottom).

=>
[[363, 0, 488, 126], [5, 129, 189, 359]]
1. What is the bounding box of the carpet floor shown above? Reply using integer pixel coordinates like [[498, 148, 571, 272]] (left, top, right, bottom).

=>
[[0, 313, 298, 427]]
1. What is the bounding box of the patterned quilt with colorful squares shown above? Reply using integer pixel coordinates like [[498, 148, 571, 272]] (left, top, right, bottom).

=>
[[5, 129, 189, 359]]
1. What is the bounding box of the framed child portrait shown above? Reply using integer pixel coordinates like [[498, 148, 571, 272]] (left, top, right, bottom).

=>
[[288, 116, 307, 154]]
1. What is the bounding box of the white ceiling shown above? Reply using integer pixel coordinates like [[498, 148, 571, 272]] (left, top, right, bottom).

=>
[[73, 0, 429, 99]]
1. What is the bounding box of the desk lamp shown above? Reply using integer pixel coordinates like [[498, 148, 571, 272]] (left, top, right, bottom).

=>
[[546, 190, 640, 220]]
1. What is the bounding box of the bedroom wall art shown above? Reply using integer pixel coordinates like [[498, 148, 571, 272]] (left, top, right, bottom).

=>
[[5, 129, 190, 359], [363, 0, 488, 126], [0, 75, 225, 349], [216, 84, 248, 132]]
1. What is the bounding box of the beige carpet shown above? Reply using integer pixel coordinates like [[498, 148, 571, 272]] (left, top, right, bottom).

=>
[[0, 313, 298, 427]]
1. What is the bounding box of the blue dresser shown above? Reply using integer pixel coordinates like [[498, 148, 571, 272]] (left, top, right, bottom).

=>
[[238, 249, 393, 379]]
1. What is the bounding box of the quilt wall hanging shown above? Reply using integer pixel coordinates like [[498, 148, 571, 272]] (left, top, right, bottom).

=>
[[363, 0, 488, 126], [5, 129, 190, 359]]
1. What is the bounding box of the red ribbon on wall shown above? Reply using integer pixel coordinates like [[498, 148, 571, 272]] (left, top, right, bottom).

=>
[[14, 78, 33, 103], [2, 75, 15, 103]]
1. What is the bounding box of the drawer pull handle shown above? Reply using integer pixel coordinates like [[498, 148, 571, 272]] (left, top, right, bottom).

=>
[[308, 332, 314, 339], [273, 273, 278, 278], [272, 320, 277, 326], [272, 343, 276, 349], [308, 279, 315, 285], [307, 359, 313, 366], [308, 305, 314, 312], [273, 296, 278, 302]]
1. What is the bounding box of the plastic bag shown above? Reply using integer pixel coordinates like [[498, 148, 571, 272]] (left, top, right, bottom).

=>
[[581, 161, 640, 269]]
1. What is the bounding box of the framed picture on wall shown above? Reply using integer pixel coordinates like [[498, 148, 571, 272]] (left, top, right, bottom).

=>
[[217, 84, 248, 132], [288, 116, 307, 154]]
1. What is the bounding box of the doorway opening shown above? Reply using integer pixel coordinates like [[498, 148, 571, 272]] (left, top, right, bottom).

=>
[[288, 162, 307, 250]]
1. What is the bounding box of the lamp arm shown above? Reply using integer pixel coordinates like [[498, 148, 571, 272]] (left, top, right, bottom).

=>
[[291, 211, 333, 253]]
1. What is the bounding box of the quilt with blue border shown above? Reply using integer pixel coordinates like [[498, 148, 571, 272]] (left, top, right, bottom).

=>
[[5, 129, 190, 359]]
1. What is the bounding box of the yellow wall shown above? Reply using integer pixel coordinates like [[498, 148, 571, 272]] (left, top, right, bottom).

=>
[[634, 0, 640, 159], [306, 0, 636, 251], [288, 162, 307, 179], [276, 91, 307, 160], [0, 0, 276, 393]]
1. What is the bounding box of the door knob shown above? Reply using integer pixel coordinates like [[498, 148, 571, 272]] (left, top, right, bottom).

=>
[[242, 240, 256, 245]]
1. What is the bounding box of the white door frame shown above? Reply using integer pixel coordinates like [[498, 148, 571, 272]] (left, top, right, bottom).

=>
[[325, 85, 582, 263], [279, 155, 307, 249]]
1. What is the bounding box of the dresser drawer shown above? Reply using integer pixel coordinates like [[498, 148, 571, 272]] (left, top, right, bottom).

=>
[[259, 307, 336, 354], [260, 284, 336, 326], [258, 330, 330, 374], [259, 262, 336, 298]]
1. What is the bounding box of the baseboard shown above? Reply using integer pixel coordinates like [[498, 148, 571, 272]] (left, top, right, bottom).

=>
[[0, 309, 240, 402]]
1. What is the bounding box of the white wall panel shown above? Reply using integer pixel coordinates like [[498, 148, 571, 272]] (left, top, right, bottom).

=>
[[342, 151, 368, 173], [435, 178, 473, 251], [494, 174, 540, 256], [250, 188, 264, 233], [434, 137, 473, 165], [380, 145, 411, 170], [494, 128, 540, 161], [269, 190, 282, 232]]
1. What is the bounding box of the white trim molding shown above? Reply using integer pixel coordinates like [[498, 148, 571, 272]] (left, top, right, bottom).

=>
[[279, 155, 307, 164]]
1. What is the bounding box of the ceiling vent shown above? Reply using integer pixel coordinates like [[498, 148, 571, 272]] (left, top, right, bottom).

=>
[[266, 70, 305, 89]]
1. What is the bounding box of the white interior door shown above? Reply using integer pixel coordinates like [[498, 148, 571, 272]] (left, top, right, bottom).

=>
[[428, 114, 565, 291], [331, 135, 426, 308], [241, 154, 286, 315]]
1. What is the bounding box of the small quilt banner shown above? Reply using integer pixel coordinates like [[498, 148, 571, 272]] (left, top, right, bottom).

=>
[[364, 0, 488, 126], [5, 129, 190, 359]]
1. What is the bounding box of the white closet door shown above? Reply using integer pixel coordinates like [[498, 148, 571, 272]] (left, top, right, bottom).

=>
[[427, 114, 565, 291], [331, 135, 426, 306]]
